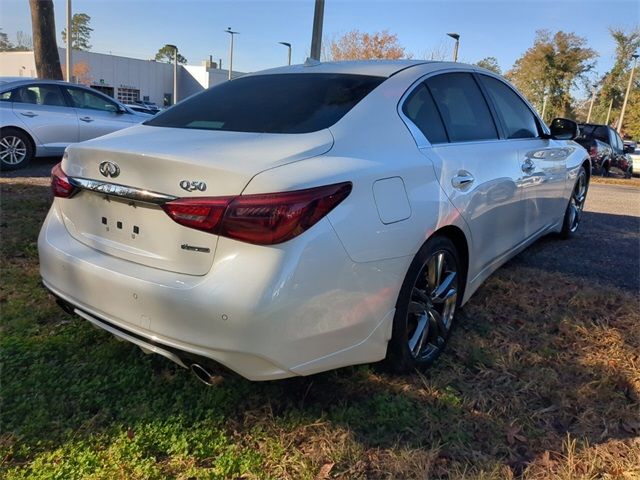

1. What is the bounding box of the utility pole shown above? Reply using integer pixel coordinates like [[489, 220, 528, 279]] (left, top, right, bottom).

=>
[[605, 98, 614, 125], [447, 33, 460, 62], [618, 53, 639, 134], [541, 94, 548, 123], [66, 0, 72, 82], [165, 44, 178, 105], [586, 84, 597, 123], [226, 28, 239, 80], [310, 0, 324, 60]]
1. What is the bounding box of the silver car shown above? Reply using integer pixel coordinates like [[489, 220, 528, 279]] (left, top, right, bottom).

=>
[[0, 78, 151, 170]]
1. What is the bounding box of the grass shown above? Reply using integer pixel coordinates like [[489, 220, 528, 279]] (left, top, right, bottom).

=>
[[590, 176, 640, 187], [1, 177, 639, 479]]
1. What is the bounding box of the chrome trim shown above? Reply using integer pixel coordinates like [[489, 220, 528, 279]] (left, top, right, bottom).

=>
[[68, 176, 178, 205]]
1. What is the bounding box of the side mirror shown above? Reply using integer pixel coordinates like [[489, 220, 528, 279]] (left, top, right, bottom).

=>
[[623, 144, 635, 154], [549, 118, 579, 140]]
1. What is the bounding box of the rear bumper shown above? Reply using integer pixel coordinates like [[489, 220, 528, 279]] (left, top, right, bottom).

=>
[[39, 201, 407, 380]]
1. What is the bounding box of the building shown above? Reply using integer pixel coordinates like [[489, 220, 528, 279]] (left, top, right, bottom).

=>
[[0, 48, 242, 106]]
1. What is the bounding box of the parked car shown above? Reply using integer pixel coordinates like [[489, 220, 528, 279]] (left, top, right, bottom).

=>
[[134, 100, 161, 113], [579, 138, 612, 174], [628, 146, 640, 177], [576, 123, 632, 177], [39, 61, 589, 383], [125, 104, 159, 115], [0, 78, 151, 170]]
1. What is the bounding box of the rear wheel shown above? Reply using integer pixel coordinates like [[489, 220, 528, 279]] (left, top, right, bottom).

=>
[[386, 236, 461, 373], [0, 128, 33, 170], [560, 166, 588, 238]]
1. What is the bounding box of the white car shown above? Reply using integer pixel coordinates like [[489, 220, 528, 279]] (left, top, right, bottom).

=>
[[0, 79, 151, 170], [38, 61, 589, 383]]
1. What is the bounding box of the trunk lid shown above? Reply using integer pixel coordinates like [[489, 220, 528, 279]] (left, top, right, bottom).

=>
[[59, 125, 333, 275]]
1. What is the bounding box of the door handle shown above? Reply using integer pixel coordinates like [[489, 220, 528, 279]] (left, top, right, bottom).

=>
[[451, 171, 475, 189], [80, 116, 94, 123], [522, 159, 535, 174], [20, 111, 38, 118]]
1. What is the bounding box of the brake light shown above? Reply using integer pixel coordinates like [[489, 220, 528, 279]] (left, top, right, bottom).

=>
[[589, 145, 597, 158], [51, 162, 76, 198], [162, 182, 352, 245]]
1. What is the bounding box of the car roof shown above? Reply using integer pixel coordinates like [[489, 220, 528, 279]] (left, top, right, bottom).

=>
[[253, 59, 442, 78], [0, 78, 91, 90]]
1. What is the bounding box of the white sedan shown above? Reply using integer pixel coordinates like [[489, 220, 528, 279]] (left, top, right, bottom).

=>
[[38, 60, 589, 383], [0, 78, 150, 170]]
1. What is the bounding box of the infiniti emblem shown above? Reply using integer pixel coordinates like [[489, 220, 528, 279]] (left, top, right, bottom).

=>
[[99, 161, 120, 178]]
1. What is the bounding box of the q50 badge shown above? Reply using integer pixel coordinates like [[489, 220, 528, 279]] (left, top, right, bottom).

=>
[[179, 180, 207, 192]]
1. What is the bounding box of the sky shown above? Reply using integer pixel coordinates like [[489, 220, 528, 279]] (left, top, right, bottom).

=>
[[1, 0, 638, 94]]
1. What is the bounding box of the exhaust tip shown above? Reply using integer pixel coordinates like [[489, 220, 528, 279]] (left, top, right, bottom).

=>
[[190, 363, 223, 386], [55, 298, 75, 315]]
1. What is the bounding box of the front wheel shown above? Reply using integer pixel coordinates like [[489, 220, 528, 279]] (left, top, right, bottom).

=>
[[560, 166, 588, 238], [386, 236, 461, 373]]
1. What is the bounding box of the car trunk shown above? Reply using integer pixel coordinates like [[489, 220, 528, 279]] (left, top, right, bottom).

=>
[[58, 125, 334, 275]]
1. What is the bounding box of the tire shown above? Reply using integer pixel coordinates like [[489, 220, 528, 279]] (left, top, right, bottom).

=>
[[560, 166, 588, 239], [0, 128, 34, 170], [601, 162, 610, 177], [386, 235, 462, 373]]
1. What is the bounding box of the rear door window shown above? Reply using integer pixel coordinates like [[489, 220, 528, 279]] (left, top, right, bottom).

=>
[[13, 84, 67, 107], [479, 75, 539, 139], [402, 83, 448, 144], [425, 73, 498, 142]]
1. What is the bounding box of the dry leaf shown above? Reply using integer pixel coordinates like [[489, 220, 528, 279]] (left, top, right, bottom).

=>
[[315, 461, 334, 480], [506, 424, 527, 446]]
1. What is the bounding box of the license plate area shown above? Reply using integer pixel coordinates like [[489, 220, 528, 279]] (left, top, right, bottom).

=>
[[58, 191, 217, 275]]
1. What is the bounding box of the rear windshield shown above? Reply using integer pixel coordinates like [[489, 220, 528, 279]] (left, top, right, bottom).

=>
[[145, 73, 384, 134]]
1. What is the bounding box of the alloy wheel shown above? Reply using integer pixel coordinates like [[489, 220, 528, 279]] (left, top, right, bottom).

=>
[[0, 136, 28, 166], [407, 250, 458, 362], [568, 170, 587, 233]]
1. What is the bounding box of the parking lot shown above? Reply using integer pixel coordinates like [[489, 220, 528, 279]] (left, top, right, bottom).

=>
[[1, 161, 638, 479]]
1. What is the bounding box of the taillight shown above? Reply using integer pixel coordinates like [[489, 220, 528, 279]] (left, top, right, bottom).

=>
[[589, 145, 597, 158], [162, 182, 352, 245], [51, 162, 76, 198]]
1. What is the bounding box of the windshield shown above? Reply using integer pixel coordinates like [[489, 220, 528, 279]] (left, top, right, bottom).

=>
[[145, 73, 385, 134]]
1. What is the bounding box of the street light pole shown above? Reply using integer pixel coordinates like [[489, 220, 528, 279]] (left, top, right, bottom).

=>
[[226, 28, 239, 80], [165, 44, 178, 105], [310, 0, 324, 60], [447, 33, 460, 62], [586, 84, 597, 123], [66, 0, 72, 82], [617, 53, 639, 134], [605, 98, 613, 125], [278, 42, 292, 65]]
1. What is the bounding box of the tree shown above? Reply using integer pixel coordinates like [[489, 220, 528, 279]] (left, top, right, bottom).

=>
[[13, 31, 33, 51], [29, 0, 62, 80], [61, 13, 93, 51], [0, 29, 14, 51], [328, 29, 408, 61], [590, 27, 640, 128], [506, 30, 596, 122], [155, 45, 187, 64], [62, 61, 91, 84], [475, 56, 501, 74]]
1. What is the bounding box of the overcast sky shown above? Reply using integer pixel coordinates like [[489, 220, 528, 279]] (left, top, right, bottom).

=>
[[1, 0, 638, 91]]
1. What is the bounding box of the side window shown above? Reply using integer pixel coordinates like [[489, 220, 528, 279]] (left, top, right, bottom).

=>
[[425, 73, 498, 142], [66, 87, 118, 112], [14, 85, 67, 107], [402, 83, 448, 144], [479, 75, 539, 139], [612, 131, 623, 152], [0, 90, 13, 101]]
